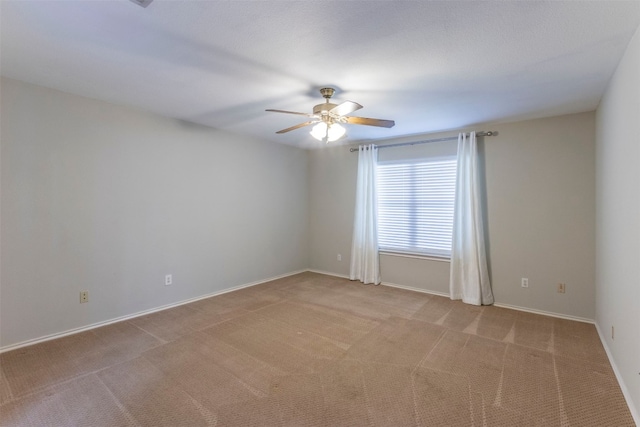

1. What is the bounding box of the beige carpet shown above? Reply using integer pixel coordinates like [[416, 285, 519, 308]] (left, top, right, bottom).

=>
[[0, 272, 634, 426]]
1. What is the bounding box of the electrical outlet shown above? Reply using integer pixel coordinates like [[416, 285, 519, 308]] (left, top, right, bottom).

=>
[[337, 254, 342, 261], [521, 278, 529, 288], [165, 274, 172, 286], [557, 283, 566, 293], [80, 291, 89, 303]]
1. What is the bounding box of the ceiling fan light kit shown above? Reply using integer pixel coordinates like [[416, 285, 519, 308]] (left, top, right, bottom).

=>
[[266, 87, 395, 143], [310, 122, 346, 143]]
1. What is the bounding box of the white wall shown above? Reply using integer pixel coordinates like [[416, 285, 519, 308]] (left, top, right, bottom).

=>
[[0, 77, 309, 348], [309, 112, 596, 320], [595, 25, 640, 419]]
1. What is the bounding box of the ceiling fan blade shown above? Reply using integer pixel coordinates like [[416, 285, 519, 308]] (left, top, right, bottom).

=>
[[266, 109, 316, 118], [346, 116, 395, 128], [329, 101, 363, 117], [276, 121, 317, 134]]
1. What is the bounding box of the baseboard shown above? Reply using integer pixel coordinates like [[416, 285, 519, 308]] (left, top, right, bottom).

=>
[[380, 281, 450, 298], [0, 269, 307, 354], [307, 269, 595, 323], [306, 268, 349, 279], [492, 302, 594, 324], [594, 323, 639, 425], [385, 282, 594, 323], [0, 267, 598, 349], [306, 269, 451, 299]]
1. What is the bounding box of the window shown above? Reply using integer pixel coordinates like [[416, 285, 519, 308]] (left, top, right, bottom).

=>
[[377, 157, 457, 258]]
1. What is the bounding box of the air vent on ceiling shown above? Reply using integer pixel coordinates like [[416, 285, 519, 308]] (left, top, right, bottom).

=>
[[129, 0, 153, 8]]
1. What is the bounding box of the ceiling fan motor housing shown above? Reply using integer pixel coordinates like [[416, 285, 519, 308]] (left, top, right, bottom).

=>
[[313, 102, 337, 116]]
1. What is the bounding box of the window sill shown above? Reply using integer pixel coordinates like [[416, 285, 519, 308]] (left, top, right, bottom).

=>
[[379, 251, 451, 263]]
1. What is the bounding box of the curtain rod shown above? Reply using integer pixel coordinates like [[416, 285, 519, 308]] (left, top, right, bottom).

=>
[[348, 131, 496, 152]]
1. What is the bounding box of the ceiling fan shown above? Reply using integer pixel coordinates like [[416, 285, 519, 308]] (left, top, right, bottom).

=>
[[266, 88, 395, 143]]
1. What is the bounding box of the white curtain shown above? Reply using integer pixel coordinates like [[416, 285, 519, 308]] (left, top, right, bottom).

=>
[[450, 132, 494, 305], [350, 144, 381, 285]]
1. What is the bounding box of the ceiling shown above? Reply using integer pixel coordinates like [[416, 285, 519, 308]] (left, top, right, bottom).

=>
[[2, 1, 639, 149]]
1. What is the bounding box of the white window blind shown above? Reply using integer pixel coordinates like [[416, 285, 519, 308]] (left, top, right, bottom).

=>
[[377, 157, 457, 258]]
